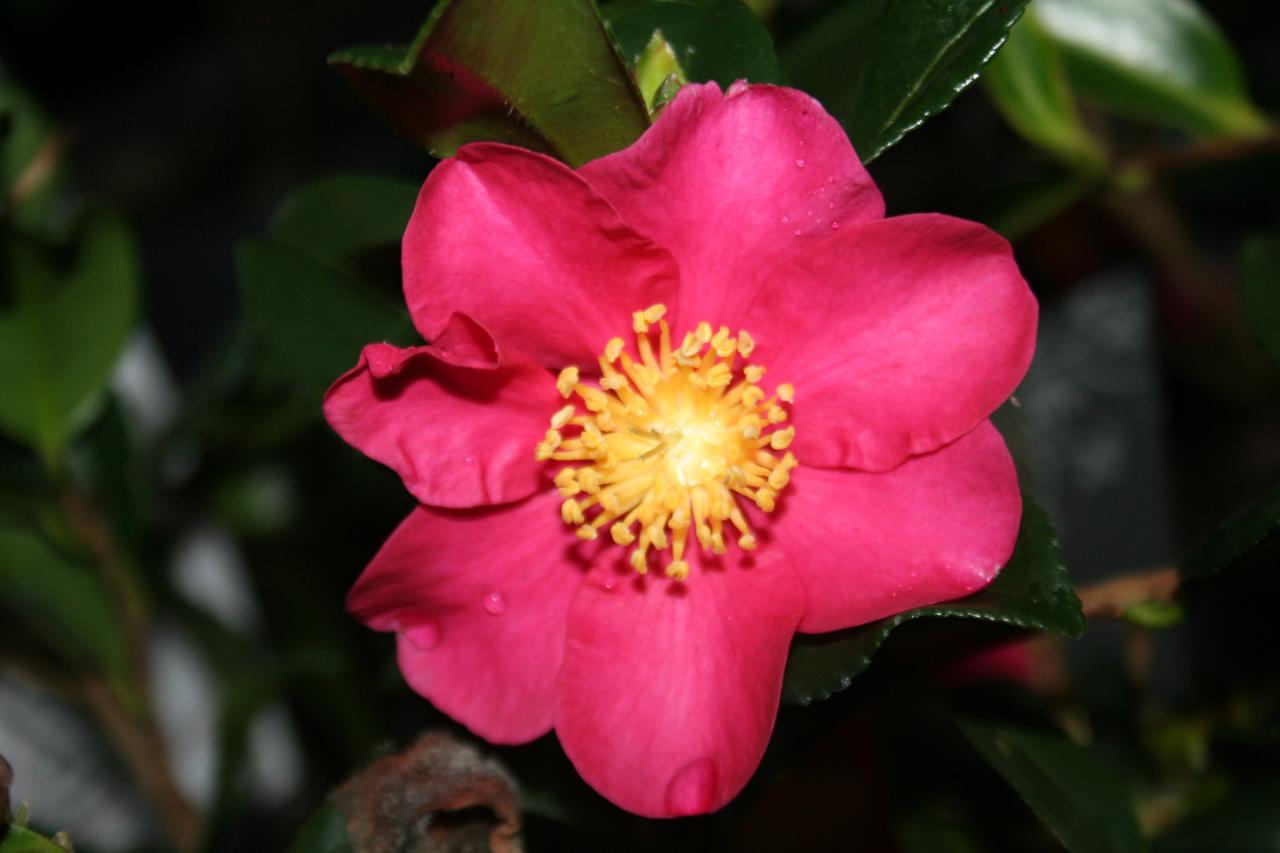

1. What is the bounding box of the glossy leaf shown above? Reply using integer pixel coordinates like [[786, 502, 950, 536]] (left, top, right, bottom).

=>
[[960, 721, 1144, 853], [286, 803, 352, 853], [1180, 481, 1280, 582], [784, 0, 1029, 162], [0, 213, 138, 468], [237, 176, 419, 404], [1239, 234, 1280, 368], [0, 523, 129, 678], [983, 10, 1105, 170], [330, 0, 650, 166], [782, 496, 1083, 705], [604, 0, 784, 87], [1036, 0, 1270, 139]]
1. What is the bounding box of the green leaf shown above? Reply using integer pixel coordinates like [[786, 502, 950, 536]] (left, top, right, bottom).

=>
[[0, 824, 72, 853], [0, 522, 129, 679], [237, 176, 420, 405], [782, 495, 1083, 705], [0, 76, 66, 234], [604, 0, 784, 88], [1036, 0, 1270, 139], [330, 0, 650, 167], [0, 213, 138, 469], [1153, 780, 1280, 853], [960, 721, 1144, 853], [286, 803, 353, 853], [982, 10, 1106, 170], [783, 0, 1029, 163], [1180, 481, 1280, 582], [1239, 233, 1280, 368]]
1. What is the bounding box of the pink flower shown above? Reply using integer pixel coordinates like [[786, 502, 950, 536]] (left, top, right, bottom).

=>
[[323, 82, 1036, 817]]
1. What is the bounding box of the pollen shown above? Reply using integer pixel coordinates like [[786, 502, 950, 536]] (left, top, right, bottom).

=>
[[537, 305, 799, 581]]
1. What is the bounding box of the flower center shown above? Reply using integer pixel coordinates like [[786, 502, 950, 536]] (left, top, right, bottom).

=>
[[535, 304, 797, 581]]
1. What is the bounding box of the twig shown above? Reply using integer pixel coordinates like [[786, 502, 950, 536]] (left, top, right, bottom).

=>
[[1077, 565, 1180, 621]]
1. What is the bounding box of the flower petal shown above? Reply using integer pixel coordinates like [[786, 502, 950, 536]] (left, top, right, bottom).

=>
[[555, 549, 803, 817], [348, 492, 583, 744], [323, 332, 560, 508], [744, 213, 1037, 471], [403, 143, 680, 369], [578, 82, 884, 328], [769, 420, 1022, 634]]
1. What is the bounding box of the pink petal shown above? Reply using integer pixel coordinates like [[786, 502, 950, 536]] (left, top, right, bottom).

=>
[[743, 213, 1037, 471], [577, 82, 884, 329], [769, 420, 1022, 634], [555, 549, 804, 817], [402, 143, 680, 370], [323, 332, 560, 508], [348, 492, 583, 744]]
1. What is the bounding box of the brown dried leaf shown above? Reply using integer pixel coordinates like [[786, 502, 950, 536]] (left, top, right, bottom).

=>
[[332, 732, 521, 853]]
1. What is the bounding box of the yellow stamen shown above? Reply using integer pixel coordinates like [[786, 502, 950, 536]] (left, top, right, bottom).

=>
[[535, 304, 797, 581]]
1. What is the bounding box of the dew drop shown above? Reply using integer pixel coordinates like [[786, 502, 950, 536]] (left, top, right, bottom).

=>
[[403, 621, 441, 651], [463, 455, 476, 465], [792, 228, 802, 237], [602, 577, 617, 592], [795, 158, 806, 168], [483, 591, 507, 615], [781, 215, 789, 224], [830, 221, 840, 230]]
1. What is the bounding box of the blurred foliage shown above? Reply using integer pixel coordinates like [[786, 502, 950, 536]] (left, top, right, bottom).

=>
[[2, 0, 1279, 851]]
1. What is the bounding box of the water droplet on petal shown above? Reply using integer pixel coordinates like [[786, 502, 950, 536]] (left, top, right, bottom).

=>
[[483, 591, 507, 615], [830, 221, 840, 230], [792, 228, 802, 237], [463, 455, 476, 465], [781, 215, 789, 224], [795, 158, 806, 168], [602, 577, 617, 592], [403, 621, 441, 651]]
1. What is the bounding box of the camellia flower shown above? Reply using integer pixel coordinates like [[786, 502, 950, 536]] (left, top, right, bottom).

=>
[[324, 81, 1036, 817]]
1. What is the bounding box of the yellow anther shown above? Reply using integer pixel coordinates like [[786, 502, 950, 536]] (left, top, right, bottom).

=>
[[551, 405, 576, 429], [561, 499, 585, 525], [769, 427, 795, 451], [768, 466, 791, 490], [611, 523, 636, 546], [777, 383, 794, 403], [556, 366, 580, 398], [537, 308, 799, 583]]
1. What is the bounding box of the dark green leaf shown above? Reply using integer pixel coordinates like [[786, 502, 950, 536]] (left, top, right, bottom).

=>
[[0, 522, 129, 679], [0, 213, 138, 468], [782, 495, 1083, 705], [330, 0, 650, 166], [1153, 780, 1280, 853], [784, 0, 1029, 163], [237, 175, 420, 405], [1036, 0, 1270, 139], [1180, 481, 1280, 582], [604, 0, 784, 88], [960, 721, 1144, 853], [0, 824, 72, 853], [286, 804, 352, 853], [982, 9, 1106, 170], [0, 76, 66, 234], [1239, 233, 1280, 368]]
